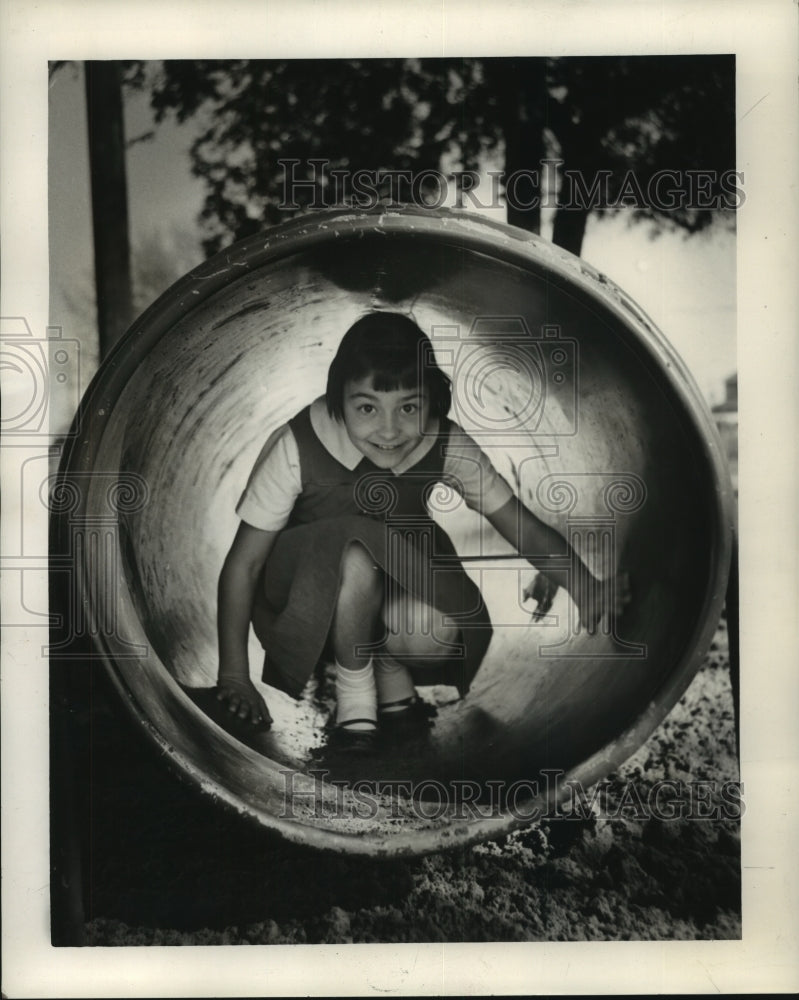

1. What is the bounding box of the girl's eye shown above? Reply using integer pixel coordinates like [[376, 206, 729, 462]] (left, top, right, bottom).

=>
[[358, 404, 375, 414], [401, 404, 418, 414]]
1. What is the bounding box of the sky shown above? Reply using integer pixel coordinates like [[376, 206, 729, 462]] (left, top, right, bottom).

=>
[[48, 59, 736, 422]]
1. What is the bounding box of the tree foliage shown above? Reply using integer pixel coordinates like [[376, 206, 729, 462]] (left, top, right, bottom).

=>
[[134, 55, 736, 257], [543, 56, 737, 252]]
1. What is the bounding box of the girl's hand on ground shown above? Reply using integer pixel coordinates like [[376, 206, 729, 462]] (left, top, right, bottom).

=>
[[523, 572, 559, 620], [575, 571, 632, 634], [216, 676, 273, 728]]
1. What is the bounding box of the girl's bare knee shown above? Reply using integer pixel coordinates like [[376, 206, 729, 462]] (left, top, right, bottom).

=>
[[339, 541, 382, 600], [435, 619, 460, 647], [383, 597, 460, 658]]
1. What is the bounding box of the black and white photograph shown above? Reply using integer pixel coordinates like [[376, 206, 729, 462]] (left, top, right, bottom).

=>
[[2, 1, 797, 996]]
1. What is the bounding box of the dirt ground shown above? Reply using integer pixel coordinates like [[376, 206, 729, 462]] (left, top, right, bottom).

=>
[[57, 609, 740, 946]]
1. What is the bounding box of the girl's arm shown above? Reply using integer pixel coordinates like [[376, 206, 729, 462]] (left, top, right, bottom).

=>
[[485, 495, 630, 633], [216, 521, 279, 725]]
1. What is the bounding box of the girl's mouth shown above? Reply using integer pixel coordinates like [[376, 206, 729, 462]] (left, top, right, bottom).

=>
[[372, 442, 404, 451]]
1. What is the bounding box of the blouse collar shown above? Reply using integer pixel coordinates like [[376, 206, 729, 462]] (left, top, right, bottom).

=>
[[309, 396, 440, 474]]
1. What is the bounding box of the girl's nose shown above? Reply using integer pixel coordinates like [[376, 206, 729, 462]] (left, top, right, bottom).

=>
[[379, 411, 399, 440]]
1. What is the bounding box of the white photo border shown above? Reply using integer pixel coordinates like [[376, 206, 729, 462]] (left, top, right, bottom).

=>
[[2, 0, 797, 996]]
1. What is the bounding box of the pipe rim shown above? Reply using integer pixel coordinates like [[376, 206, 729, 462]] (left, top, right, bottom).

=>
[[54, 207, 735, 855]]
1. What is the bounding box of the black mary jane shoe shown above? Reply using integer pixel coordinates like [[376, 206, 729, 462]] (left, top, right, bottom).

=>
[[326, 719, 378, 754], [378, 697, 437, 737]]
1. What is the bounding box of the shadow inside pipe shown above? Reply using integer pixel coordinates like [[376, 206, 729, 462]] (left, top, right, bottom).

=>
[[62, 213, 732, 847], [182, 679, 642, 807]]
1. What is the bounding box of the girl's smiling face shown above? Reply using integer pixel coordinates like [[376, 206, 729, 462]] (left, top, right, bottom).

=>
[[342, 375, 432, 469]]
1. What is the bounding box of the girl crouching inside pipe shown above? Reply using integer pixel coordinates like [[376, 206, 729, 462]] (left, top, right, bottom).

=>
[[216, 312, 630, 749]]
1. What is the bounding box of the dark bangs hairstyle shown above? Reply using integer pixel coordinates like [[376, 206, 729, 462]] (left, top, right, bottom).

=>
[[326, 312, 452, 421]]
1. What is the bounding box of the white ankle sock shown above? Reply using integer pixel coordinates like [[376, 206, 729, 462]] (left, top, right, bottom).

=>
[[335, 661, 377, 731], [375, 657, 416, 712]]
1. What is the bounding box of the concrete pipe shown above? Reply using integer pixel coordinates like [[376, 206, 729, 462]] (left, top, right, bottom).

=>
[[52, 207, 735, 856]]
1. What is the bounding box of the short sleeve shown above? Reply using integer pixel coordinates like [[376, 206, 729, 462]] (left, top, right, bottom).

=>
[[443, 423, 514, 515], [235, 424, 302, 531]]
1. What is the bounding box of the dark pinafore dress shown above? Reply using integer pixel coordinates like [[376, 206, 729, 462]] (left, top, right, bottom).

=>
[[250, 405, 493, 699]]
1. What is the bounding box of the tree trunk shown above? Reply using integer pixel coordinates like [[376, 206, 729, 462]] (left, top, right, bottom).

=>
[[84, 61, 133, 359], [548, 118, 593, 257], [498, 59, 546, 235], [550, 204, 589, 257]]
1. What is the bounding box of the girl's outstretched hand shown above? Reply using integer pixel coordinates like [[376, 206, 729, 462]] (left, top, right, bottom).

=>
[[573, 571, 632, 634], [216, 675, 273, 728], [523, 571, 560, 620], [524, 570, 632, 634]]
